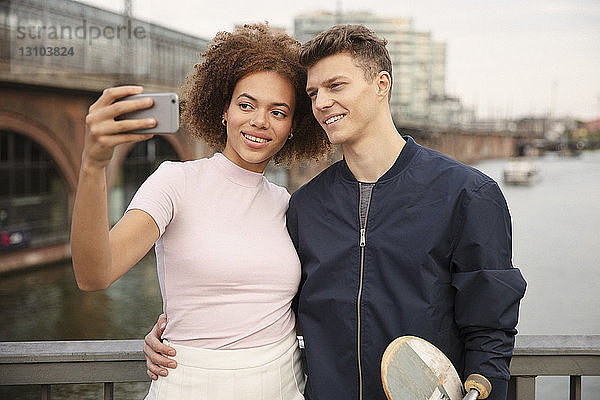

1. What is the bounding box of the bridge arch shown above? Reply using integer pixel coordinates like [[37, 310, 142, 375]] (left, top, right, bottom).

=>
[[0, 112, 78, 194], [0, 120, 72, 251]]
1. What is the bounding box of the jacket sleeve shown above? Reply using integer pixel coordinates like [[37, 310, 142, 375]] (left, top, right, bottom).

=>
[[450, 181, 527, 400], [286, 194, 301, 314]]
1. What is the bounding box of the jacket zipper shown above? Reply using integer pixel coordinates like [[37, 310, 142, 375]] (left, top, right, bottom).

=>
[[357, 183, 373, 400]]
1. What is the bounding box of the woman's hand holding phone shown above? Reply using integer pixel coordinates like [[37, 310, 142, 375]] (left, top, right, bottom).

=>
[[83, 86, 156, 170]]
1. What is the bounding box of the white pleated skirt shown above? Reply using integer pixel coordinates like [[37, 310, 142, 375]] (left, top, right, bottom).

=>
[[144, 331, 305, 400]]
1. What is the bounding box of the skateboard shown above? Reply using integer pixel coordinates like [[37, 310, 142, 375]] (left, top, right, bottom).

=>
[[381, 336, 491, 400]]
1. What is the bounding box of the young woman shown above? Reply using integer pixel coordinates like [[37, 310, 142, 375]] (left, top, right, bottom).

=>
[[70, 24, 329, 400]]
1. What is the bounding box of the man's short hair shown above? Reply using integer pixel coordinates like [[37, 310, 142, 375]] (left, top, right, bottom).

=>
[[299, 24, 392, 90]]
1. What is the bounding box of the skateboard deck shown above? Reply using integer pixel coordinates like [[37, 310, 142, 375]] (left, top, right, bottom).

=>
[[381, 336, 464, 400]]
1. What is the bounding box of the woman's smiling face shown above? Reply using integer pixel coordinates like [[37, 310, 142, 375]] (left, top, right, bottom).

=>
[[222, 70, 296, 173]]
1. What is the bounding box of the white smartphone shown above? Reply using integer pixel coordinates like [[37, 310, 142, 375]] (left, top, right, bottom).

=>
[[116, 92, 179, 134]]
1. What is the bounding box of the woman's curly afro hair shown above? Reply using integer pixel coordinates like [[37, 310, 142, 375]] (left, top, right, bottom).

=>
[[180, 23, 330, 165]]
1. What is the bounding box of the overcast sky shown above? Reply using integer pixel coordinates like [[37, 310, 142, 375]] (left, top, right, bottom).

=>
[[79, 0, 600, 121]]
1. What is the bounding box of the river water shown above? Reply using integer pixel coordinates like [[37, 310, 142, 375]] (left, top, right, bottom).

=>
[[1, 150, 599, 399], [476, 150, 600, 399]]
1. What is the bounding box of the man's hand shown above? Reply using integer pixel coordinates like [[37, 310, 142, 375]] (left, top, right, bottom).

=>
[[144, 314, 177, 380]]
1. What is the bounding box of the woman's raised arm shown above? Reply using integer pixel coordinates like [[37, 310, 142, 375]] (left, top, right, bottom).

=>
[[71, 86, 159, 291]]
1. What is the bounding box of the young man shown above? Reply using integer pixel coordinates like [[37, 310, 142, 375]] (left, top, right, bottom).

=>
[[144, 25, 526, 400]]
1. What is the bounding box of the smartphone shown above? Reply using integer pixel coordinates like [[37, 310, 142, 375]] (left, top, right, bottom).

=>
[[116, 92, 179, 134]]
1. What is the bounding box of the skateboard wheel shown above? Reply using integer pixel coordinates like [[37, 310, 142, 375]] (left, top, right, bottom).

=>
[[464, 374, 492, 399]]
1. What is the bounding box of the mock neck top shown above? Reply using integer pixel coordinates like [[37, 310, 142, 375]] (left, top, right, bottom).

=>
[[127, 154, 299, 349], [212, 152, 264, 188]]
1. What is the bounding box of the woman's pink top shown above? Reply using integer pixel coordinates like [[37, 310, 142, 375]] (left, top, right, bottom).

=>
[[127, 153, 299, 349]]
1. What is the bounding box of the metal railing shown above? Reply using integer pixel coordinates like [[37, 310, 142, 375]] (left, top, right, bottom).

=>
[[1, 335, 599, 399], [508, 335, 600, 400], [0, 340, 146, 399]]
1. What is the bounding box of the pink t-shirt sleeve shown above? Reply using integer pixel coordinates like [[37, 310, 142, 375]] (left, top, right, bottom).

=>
[[126, 161, 185, 236]]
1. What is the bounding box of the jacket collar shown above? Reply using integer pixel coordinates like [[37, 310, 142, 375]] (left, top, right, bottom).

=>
[[338, 136, 420, 183]]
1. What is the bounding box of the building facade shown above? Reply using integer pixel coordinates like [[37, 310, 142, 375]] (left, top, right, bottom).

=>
[[294, 11, 447, 125]]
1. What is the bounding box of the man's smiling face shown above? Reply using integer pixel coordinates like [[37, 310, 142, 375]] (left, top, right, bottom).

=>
[[305, 52, 381, 146]]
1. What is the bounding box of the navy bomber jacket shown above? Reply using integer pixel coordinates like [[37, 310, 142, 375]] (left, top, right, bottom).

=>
[[287, 137, 527, 400]]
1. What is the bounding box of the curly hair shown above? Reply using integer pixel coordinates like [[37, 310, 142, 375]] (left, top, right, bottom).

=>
[[180, 23, 330, 164]]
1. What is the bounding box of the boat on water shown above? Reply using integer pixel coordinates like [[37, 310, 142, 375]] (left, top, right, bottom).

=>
[[503, 159, 540, 185]]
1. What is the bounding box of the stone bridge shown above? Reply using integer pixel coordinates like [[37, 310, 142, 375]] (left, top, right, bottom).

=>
[[0, 0, 209, 272]]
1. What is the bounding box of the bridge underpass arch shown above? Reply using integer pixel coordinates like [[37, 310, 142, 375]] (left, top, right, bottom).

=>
[[0, 129, 70, 251]]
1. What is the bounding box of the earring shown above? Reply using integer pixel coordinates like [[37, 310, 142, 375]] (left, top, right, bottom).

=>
[[288, 129, 294, 140], [221, 116, 227, 126]]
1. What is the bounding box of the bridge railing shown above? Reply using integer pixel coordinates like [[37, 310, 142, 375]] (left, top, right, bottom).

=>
[[508, 335, 600, 400], [0, 340, 147, 399], [1, 335, 599, 400]]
